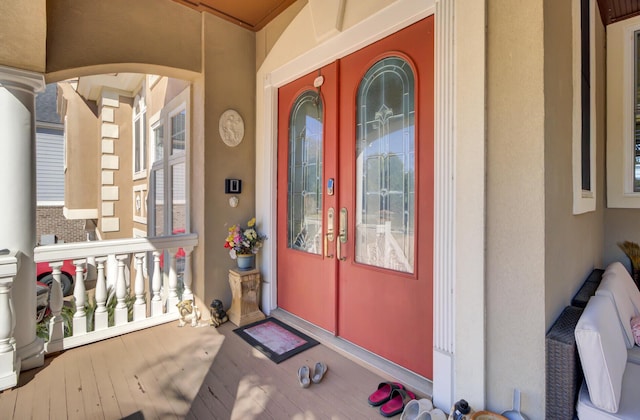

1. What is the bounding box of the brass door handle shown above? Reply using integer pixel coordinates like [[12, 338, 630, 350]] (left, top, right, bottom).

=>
[[324, 233, 334, 258], [325, 207, 335, 258], [337, 207, 347, 261], [337, 238, 346, 261]]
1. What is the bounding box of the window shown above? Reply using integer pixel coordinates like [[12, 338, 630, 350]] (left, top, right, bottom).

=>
[[148, 86, 189, 237], [606, 14, 640, 207], [133, 94, 147, 179], [633, 31, 640, 192], [572, 0, 596, 214], [354, 56, 415, 273], [287, 90, 323, 253]]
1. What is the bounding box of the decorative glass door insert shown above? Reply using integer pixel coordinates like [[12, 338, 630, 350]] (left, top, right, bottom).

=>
[[288, 90, 323, 254], [355, 57, 415, 273]]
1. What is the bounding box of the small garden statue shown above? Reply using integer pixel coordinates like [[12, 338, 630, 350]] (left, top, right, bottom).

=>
[[209, 299, 229, 328], [177, 299, 201, 327]]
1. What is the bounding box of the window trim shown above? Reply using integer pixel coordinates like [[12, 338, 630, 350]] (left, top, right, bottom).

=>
[[132, 93, 148, 180], [607, 15, 640, 208], [572, 0, 596, 214]]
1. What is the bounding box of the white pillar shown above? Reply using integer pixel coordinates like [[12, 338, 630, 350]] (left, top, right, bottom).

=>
[[0, 65, 45, 371], [434, 0, 487, 410], [433, 1, 456, 409]]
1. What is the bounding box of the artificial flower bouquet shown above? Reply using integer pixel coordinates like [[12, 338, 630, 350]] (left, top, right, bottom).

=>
[[224, 217, 267, 259]]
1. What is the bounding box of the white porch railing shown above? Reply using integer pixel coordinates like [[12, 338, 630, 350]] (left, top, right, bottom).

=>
[[33, 233, 198, 354], [0, 250, 20, 391]]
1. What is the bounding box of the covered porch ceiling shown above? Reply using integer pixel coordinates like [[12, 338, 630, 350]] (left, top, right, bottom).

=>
[[170, 0, 298, 31], [598, 0, 640, 24], [170, 0, 640, 30]]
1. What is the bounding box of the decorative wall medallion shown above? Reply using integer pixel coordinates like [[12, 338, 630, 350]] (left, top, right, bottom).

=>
[[219, 109, 245, 147]]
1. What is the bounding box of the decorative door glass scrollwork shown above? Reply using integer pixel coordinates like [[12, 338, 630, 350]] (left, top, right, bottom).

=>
[[355, 57, 415, 273], [288, 90, 323, 254]]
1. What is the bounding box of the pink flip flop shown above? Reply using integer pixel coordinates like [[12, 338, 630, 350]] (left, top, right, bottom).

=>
[[368, 382, 404, 407], [380, 388, 416, 417]]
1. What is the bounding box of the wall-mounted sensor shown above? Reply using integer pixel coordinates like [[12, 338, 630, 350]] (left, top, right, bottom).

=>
[[225, 179, 242, 194]]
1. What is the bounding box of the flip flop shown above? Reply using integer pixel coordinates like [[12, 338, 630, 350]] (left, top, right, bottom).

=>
[[380, 388, 416, 418], [368, 382, 404, 406], [416, 408, 447, 420], [297, 365, 310, 388], [401, 398, 434, 420], [312, 362, 328, 384]]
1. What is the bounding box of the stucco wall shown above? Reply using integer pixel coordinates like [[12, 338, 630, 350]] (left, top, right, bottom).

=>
[[101, 96, 133, 240], [59, 82, 100, 213], [256, 0, 307, 70], [543, 0, 605, 327], [46, 0, 201, 80], [486, 1, 546, 416], [195, 13, 257, 310], [604, 209, 640, 270], [0, 0, 46, 72]]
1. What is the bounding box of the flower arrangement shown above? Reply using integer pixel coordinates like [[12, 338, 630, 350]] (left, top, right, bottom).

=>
[[224, 217, 267, 259]]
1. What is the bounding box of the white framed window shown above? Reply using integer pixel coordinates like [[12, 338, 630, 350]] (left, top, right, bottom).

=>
[[607, 14, 640, 208], [148, 86, 190, 237], [132, 93, 147, 180], [572, 0, 596, 214]]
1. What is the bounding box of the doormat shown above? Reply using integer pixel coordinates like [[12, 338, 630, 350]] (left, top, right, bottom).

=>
[[233, 317, 319, 364]]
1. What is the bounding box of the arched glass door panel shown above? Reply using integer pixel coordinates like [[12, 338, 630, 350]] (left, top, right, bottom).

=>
[[355, 57, 415, 273], [288, 90, 323, 254]]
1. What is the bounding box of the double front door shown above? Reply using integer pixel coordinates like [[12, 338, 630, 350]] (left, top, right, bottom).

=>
[[276, 17, 434, 378]]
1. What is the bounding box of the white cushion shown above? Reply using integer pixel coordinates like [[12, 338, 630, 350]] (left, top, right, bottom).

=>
[[602, 262, 640, 313], [575, 295, 628, 413], [577, 362, 640, 419], [596, 275, 638, 348]]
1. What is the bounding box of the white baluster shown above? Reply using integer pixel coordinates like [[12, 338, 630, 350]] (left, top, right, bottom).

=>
[[0, 277, 18, 390], [47, 262, 65, 348], [94, 257, 108, 331], [72, 259, 87, 336], [0, 281, 13, 353], [114, 255, 128, 326], [166, 248, 179, 312], [151, 251, 162, 316], [133, 253, 146, 321], [181, 246, 194, 302]]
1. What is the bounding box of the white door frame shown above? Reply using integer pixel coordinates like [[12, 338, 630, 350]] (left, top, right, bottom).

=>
[[255, 0, 486, 409]]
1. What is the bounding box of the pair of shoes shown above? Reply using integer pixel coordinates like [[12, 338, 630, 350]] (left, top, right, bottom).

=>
[[298, 362, 328, 388], [400, 398, 446, 420], [379, 388, 416, 417], [368, 382, 404, 406]]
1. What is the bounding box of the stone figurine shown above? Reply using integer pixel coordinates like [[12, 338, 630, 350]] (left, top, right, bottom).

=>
[[209, 299, 229, 328], [177, 299, 201, 327]]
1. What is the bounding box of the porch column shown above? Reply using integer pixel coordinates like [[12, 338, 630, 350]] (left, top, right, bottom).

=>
[[0, 65, 45, 371], [434, 0, 487, 411]]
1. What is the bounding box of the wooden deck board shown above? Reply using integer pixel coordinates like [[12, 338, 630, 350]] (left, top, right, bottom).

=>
[[47, 353, 70, 420], [0, 378, 17, 418], [0, 319, 400, 419], [88, 341, 123, 419], [64, 342, 88, 420]]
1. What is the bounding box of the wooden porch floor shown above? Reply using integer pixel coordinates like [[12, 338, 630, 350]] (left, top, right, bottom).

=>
[[0, 318, 402, 419]]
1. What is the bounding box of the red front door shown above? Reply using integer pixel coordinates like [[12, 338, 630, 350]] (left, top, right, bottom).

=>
[[277, 17, 434, 378]]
